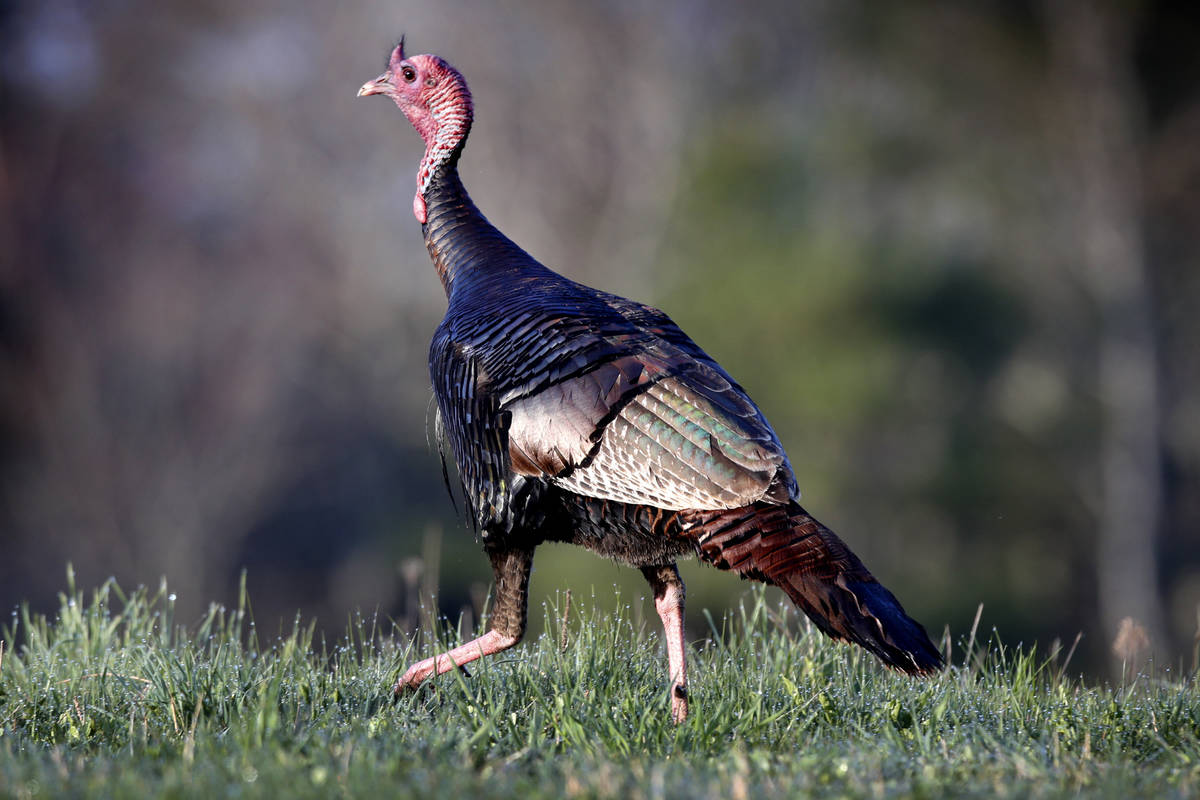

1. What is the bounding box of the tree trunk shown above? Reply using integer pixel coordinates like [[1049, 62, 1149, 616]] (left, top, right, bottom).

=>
[[1044, 0, 1168, 670]]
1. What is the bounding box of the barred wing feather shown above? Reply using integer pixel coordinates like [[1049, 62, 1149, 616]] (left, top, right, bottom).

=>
[[507, 355, 793, 511]]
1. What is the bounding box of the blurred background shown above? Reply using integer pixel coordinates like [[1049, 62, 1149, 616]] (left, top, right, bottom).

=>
[[2, 0, 1198, 678]]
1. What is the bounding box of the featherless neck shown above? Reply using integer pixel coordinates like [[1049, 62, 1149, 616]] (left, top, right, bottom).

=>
[[421, 163, 546, 300], [416, 99, 471, 202]]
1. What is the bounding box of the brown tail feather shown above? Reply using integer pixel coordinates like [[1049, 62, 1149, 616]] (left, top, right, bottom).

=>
[[691, 502, 943, 675]]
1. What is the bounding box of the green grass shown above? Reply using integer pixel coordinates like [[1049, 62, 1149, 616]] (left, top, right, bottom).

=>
[[1, 570, 1197, 799]]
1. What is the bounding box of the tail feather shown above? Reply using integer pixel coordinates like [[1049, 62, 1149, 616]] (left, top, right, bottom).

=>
[[693, 502, 943, 675]]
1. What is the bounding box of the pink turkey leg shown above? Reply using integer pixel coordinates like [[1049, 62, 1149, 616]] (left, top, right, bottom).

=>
[[642, 564, 689, 723], [395, 629, 520, 691]]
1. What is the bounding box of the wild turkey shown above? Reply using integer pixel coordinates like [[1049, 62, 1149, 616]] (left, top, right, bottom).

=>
[[359, 41, 943, 722]]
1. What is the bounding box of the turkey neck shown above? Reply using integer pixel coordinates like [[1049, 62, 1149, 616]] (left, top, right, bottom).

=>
[[421, 162, 550, 301]]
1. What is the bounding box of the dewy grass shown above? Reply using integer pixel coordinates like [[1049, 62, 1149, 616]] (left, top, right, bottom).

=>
[[0, 568, 1197, 799]]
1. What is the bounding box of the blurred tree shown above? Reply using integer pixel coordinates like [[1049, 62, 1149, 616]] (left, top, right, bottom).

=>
[[1044, 0, 1168, 665]]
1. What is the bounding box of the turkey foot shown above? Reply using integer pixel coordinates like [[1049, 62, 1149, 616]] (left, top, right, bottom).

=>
[[393, 629, 517, 693]]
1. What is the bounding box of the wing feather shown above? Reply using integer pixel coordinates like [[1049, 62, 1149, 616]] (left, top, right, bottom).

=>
[[507, 358, 792, 511]]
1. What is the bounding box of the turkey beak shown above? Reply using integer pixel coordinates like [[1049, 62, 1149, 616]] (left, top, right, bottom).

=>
[[358, 74, 392, 97]]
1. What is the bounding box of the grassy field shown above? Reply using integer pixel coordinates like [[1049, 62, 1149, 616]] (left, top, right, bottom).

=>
[[0, 570, 1197, 799]]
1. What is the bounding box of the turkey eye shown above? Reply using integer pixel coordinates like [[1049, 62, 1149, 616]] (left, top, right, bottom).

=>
[[401, 66, 416, 83]]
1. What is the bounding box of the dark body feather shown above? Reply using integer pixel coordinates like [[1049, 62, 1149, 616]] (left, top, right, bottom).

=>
[[420, 159, 943, 678]]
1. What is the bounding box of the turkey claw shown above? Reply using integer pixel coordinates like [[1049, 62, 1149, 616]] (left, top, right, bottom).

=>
[[393, 664, 471, 696]]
